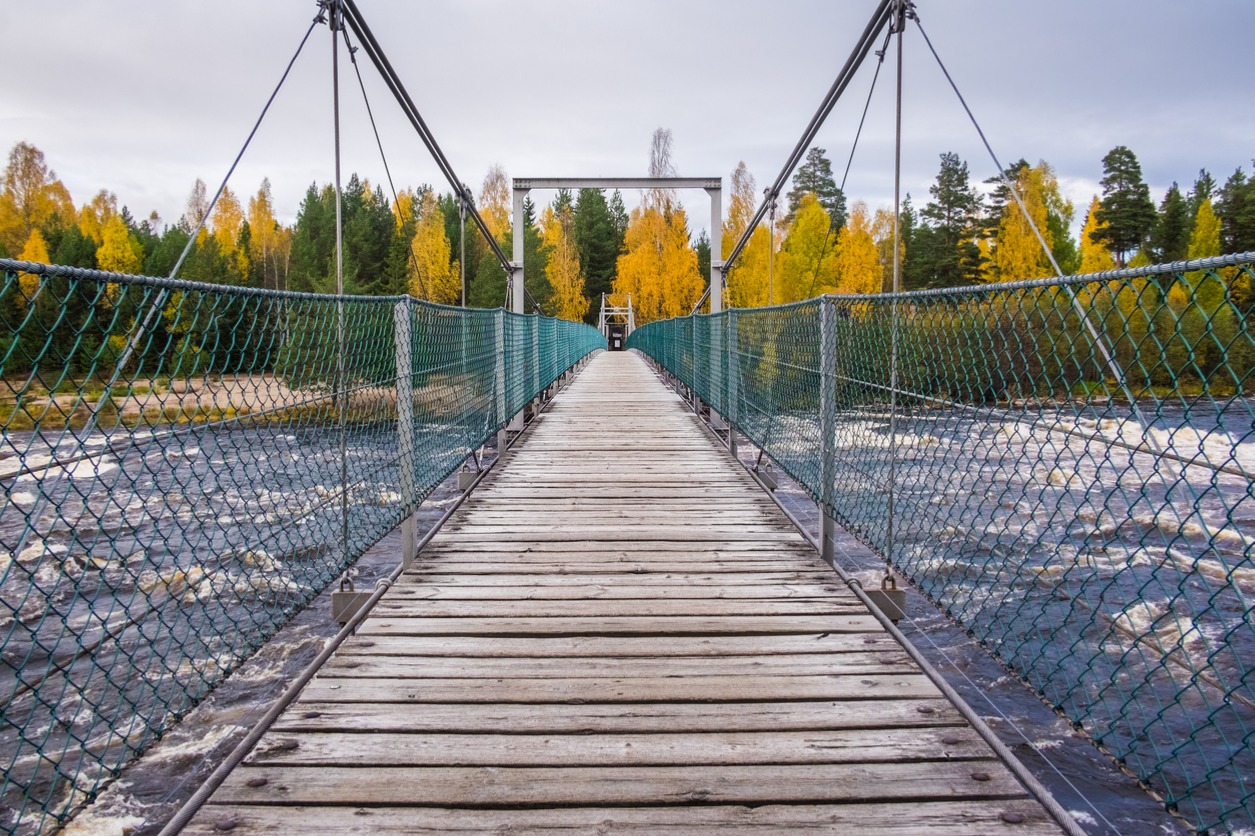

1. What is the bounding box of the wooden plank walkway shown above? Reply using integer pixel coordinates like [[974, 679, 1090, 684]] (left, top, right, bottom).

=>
[[189, 351, 1060, 834]]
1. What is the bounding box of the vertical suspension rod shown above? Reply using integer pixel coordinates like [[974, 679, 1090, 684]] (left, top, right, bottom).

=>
[[886, 0, 907, 570], [330, 0, 349, 566]]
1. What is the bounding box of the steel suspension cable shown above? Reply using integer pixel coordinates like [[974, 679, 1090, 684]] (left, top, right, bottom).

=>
[[722, 0, 893, 276], [338, 0, 510, 274], [338, 24, 429, 298], [170, 16, 321, 282], [804, 24, 893, 299]]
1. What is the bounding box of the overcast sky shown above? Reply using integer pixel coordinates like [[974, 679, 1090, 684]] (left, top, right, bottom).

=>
[[2, 0, 1252, 241]]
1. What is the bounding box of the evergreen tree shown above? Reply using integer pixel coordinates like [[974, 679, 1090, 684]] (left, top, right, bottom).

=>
[[573, 188, 618, 322], [143, 226, 191, 278], [522, 196, 551, 312], [438, 190, 479, 297], [339, 176, 395, 295], [289, 183, 335, 293], [609, 190, 628, 246], [469, 255, 507, 309], [980, 158, 1030, 240], [785, 147, 846, 230], [1151, 183, 1191, 262], [917, 152, 983, 287], [898, 194, 923, 290], [1187, 169, 1216, 220], [1092, 145, 1156, 266], [694, 230, 710, 287], [53, 225, 97, 269], [1216, 168, 1255, 254]]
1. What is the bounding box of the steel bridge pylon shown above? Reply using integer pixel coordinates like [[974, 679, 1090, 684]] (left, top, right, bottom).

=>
[[597, 292, 635, 350]]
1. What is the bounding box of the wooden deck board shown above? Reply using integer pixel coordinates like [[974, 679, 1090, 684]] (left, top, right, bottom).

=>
[[191, 351, 1060, 833]]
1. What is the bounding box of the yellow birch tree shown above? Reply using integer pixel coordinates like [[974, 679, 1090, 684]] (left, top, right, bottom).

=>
[[778, 193, 837, 301], [1079, 196, 1116, 274], [408, 190, 459, 303], [212, 186, 248, 277], [991, 164, 1053, 281], [723, 162, 772, 307], [479, 164, 510, 243], [541, 204, 588, 321], [78, 190, 119, 245], [248, 179, 290, 290], [614, 206, 702, 323], [0, 142, 75, 254], [872, 207, 904, 292], [96, 214, 142, 274], [17, 229, 50, 299], [833, 201, 880, 295]]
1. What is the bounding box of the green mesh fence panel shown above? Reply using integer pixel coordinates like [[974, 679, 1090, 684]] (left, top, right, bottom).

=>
[[630, 253, 1255, 834], [0, 259, 602, 834]]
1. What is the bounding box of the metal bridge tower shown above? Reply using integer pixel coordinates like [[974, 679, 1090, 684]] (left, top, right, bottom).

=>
[[597, 292, 635, 350]]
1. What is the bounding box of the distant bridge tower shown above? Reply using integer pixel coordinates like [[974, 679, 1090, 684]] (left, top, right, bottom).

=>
[[597, 292, 635, 351]]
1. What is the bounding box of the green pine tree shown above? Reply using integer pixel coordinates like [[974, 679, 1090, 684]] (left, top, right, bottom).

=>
[[1091, 145, 1156, 266], [917, 152, 983, 287], [1187, 169, 1216, 219], [573, 188, 619, 323], [786, 147, 846, 230], [1216, 167, 1255, 254], [1151, 182, 1191, 262]]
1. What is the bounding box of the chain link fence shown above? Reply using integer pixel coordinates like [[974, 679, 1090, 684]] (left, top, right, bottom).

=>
[[630, 253, 1255, 834], [0, 259, 603, 834]]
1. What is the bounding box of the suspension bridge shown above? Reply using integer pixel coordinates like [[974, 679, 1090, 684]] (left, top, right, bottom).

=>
[[2, 1, 1253, 834]]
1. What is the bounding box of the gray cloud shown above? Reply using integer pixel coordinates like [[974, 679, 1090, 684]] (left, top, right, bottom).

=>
[[2, 0, 1251, 241]]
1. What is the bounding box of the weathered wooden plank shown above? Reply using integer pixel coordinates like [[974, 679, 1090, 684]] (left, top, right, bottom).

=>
[[418, 540, 813, 552], [243, 728, 990, 767], [209, 761, 1028, 806], [186, 801, 1060, 835], [382, 582, 847, 599], [405, 562, 825, 575], [356, 614, 882, 636], [297, 673, 941, 703], [389, 573, 841, 587], [318, 652, 914, 679], [272, 699, 966, 734], [369, 599, 864, 618], [330, 633, 900, 658], [437, 527, 801, 541]]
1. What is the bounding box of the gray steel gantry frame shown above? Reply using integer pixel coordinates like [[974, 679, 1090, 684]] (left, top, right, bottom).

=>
[[511, 178, 724, 316]]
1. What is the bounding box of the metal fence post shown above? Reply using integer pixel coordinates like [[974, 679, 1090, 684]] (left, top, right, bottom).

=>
[[531, 316, 540, 413], [727, 312, 739, 458], [495, 309, 509, 452], [393, 299, 417, 571], [819, 298, 837, 566]]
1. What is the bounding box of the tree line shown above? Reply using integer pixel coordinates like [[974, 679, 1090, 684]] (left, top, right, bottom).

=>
[[2, 135, 1254, 332]]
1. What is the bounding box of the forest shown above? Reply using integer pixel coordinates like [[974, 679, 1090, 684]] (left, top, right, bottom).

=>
[[2, 128, 1253, 334]]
